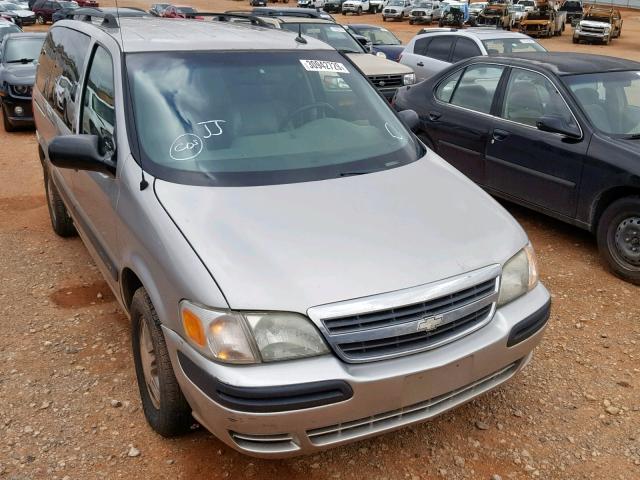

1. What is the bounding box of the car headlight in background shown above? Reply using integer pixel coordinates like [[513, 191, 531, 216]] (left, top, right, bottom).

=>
[[179, 301, 329, 364], [497, 243, 539, 307], [403, 73, 416, 85], [376, 51, 387, 59], [10, 84, 31, 97]]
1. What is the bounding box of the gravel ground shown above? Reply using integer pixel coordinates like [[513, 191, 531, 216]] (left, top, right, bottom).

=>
[[1, 4, 639, 479]]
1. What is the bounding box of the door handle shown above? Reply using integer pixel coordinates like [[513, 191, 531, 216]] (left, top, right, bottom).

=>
[[492, 129, 510, 141], [417, 61, 424, 67], [428, 111, 441, 121]]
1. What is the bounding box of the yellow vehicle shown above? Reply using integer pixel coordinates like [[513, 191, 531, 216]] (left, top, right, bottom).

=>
[[573, 6, 622, 44]]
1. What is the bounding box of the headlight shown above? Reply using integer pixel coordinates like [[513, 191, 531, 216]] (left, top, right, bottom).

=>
[[497, 244, 539, 307], [10, 84, 31, 96], [179, 301, 329, 364], [403, 73, 416, 85], [376, 51, 387, 59]]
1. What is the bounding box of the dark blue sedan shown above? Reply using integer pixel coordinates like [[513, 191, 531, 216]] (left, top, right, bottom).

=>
[[344, 24, 404, 62]]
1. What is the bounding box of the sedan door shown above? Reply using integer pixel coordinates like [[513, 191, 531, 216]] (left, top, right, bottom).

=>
[[485, 67, 588, 218], [421, 63, 506, 185]]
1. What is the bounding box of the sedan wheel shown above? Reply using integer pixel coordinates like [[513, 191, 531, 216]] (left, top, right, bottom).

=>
[[597, 197, 640, 285]]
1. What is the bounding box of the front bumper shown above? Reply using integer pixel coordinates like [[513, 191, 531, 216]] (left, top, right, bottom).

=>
[[1, 97, 34, 126], [410, 13, 432, 23], [163, 283, 550, 458], [573, 31, 608, 41], [383, 11, 404, 18], [342, 6, 363, 12]]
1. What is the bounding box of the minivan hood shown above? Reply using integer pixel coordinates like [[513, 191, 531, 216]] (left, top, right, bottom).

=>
[[155, 156, 527, 312], [346, 52, 413, 75]]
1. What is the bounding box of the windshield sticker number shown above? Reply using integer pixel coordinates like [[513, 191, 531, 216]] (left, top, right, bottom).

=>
[[300, 59, 349, 74]]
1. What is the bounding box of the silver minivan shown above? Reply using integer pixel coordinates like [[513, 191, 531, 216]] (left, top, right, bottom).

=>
[[34, 15, 550, 458]]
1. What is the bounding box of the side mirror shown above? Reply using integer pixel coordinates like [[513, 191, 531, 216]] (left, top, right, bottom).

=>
[[48, 135, 116, 175], [353, 34, 371, 51], [536, 115, 581, 139], [398, 109, 420, 132]]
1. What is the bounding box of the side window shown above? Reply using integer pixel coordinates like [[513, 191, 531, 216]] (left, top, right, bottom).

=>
[[450, 64, 505, 114], [435, 69, 462, 103], [451, 38, 482, 63], [35, 32, 55, 97], [81, 45, 115, 154], [47, 27, 91, 129], [425, 36, 454, 62], [413, 37, 431, 56], [501, 68, 577, 128]]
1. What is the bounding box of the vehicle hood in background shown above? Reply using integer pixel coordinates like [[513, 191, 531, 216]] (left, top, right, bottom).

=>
[[1, 63, 36, 84], [155, 155, 527, 313], [579, 20, 610, 27], [347, 52, 413, 75]]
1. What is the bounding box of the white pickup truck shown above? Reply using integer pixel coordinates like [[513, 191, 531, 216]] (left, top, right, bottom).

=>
[[341, 0, 370, 14]]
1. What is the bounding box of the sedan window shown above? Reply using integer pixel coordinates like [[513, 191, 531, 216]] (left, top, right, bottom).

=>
[[449, 65, 505, 114], [501, 68, 577, 129]]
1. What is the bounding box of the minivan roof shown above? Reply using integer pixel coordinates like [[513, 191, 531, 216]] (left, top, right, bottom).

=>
[[55, 17, 334, 52]]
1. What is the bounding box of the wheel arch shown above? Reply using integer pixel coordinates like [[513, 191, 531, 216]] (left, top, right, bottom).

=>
[[121, 267, 144, 313], [591, 185, 640, 232]]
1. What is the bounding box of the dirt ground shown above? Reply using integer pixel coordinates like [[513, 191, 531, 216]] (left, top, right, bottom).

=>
[[0, 2, 639, 479]]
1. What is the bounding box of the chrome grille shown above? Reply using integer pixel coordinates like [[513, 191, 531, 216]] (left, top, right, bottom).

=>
[[413, 11, 426, 16], [581, 25, 605, 34], [308, 265, 501, 363], [367, 74, 403, 89], [307, 361, 519, 446]]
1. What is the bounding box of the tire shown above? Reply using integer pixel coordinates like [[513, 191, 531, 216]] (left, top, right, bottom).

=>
[[357, 6, 362, 15], [409, 19, 414, 24], [382, 15, 386, 21], [596, 197, 640, 285], [596, 196, 640, 285], [45, 172, 77, 237], [2, 106, 15, 132], [572, 36, 578, 43], [131, 288, 193, 437], [604, 34, 610, 45]]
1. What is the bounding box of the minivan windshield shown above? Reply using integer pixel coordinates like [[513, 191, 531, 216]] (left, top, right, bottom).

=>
[[280, 23, 364, 53], [564, 71, 640, 138], [3, 37, 44, 63], [126, 50, 421, 186]]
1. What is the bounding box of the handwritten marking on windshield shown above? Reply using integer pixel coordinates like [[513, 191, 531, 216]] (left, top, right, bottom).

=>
[[170, 133, 203, 161], [198, 119, 226, 138], [385, 122, 404, 141]]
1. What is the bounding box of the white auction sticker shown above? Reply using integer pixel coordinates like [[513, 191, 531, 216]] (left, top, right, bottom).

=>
[[520, 39, 536, 44], [300, 59, 349, 74]]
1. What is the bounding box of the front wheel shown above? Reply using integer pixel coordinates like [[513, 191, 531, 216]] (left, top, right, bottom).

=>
[[597, 197, 640, 285], [45, 172, 77, 237], [131, 288, 194, 437], [357, 6, 362, 15], [572, 36, 579, 43]]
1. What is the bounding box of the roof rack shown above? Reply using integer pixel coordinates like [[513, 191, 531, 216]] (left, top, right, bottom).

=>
[[71, 8, 119, 28], [197, 12, 273, 28]]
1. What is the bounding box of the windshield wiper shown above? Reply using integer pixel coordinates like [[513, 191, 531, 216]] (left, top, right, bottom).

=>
[[6, 58, 35, 64], [623, 133, 640, 140], [338, 49, 362, 54]]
